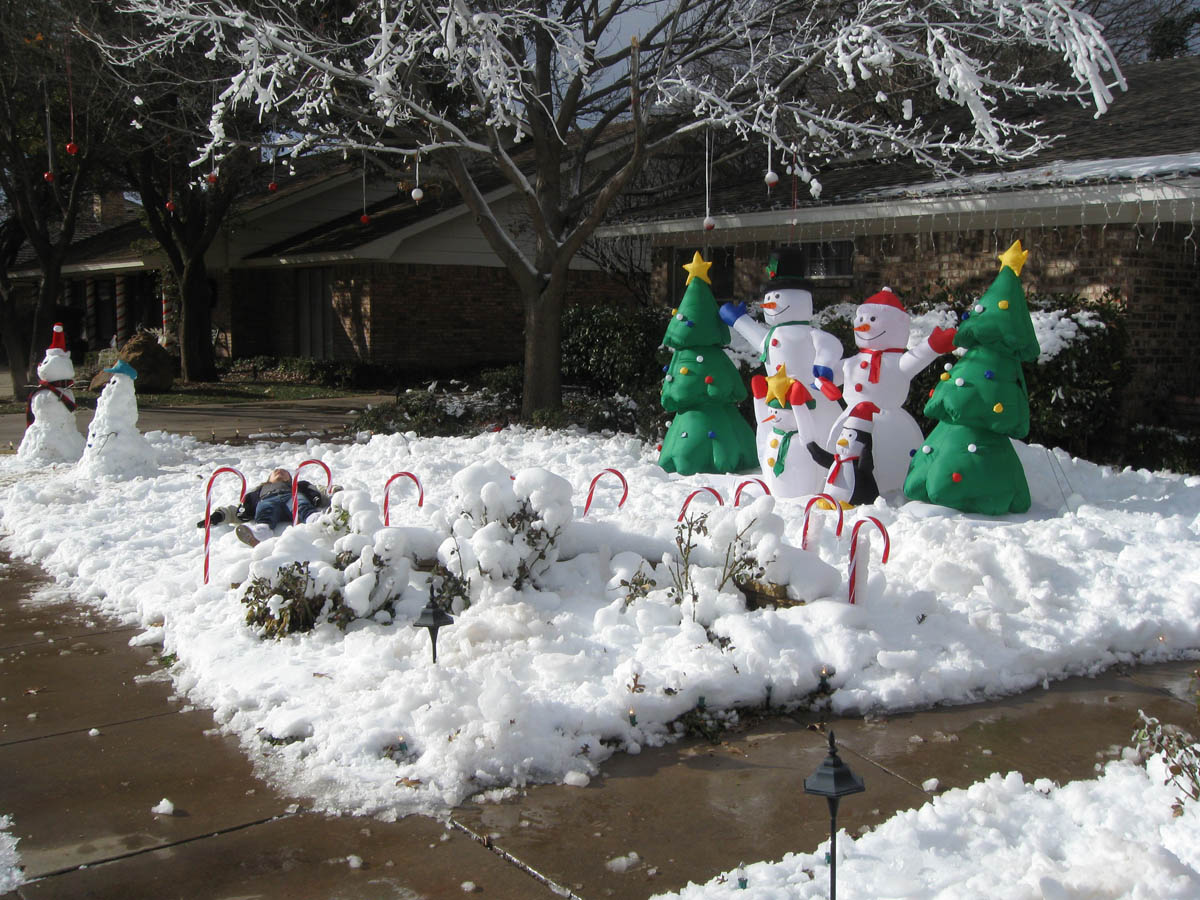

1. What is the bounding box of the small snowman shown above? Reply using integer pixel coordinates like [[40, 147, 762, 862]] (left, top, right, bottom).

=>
[[806, 401, 880, 508], [78, 359, 159, 479], [827, 288, 956, 495], [720, 248, 843, 496], [18, 323, 85, 463]]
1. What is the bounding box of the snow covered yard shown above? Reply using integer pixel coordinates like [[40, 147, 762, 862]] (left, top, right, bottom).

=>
[[1, 425, 1198, 893]]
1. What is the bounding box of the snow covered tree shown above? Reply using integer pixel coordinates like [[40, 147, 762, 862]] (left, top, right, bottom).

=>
[[903, 241, 1039, 515], [92, 0, 1122, 417], [658, 252, 755, 475]]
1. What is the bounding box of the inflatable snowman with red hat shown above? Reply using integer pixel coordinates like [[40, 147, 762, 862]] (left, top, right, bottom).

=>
[[18, 323, 85, 463], [826, 287, 956, 495], [719, 248, 843, 496]]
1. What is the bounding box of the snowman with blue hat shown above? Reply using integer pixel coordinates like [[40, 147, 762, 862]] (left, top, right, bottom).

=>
[[78, 357, 159, 478]]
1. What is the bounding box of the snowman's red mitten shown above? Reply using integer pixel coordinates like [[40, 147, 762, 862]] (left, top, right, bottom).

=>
[[928, 326, 957, 354], [787, 381, 816, 410], [751, 374, 768, 399], [815, 377, 842, 402]]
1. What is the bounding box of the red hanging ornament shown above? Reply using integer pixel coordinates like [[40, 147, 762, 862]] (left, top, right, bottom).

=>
[[206, 172, 218, 185], [268, 181, 279, 193], [43, 171, 54, 182], [165, 199, 176, 212], [65, 141, 79, 156], [359, 213, 371, 225]]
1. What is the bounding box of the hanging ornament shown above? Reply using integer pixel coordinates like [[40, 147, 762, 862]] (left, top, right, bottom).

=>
[[702, 131, 715, 232], [411, 154, 423, 203], [65, 141, 78, 157], [268, 181, 278, 193], [764, 138, 778, 189], [703, 215, 716, 231], [268, 145, 278, 193], [43, 171, 54, 183], [359, 149, 370, 224], [165, 199, 176, 212], [206, 172, 218, 185], [360, 213, 371, 225], [64, 45, 79, 158]]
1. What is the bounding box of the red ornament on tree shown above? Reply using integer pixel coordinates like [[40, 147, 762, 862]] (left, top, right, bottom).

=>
[[65, 141, 79, 156], [165, 200, 176, 212], [268, 182, 278, 193], [43, 171, 54, 183], [359, 213, 371, 225], [206, 173, 218, 185]]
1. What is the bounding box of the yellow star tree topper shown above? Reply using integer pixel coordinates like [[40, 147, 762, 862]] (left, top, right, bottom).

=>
[[682, 251, 713, 285], [998, 240, 1029, 276]]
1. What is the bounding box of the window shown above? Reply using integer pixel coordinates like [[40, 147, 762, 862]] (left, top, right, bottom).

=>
[[801, 240, 854, 279]]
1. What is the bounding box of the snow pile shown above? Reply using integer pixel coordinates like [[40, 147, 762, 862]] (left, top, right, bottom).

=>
[[77, 373, 158, 479], [655, 754, 1200, 899], [1, 427, 1198, 821], [0, 816, 20, 893]]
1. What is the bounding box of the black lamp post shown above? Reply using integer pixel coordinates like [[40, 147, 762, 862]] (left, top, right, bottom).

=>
[[803, 730, 864, 900], [412, 586, 454, 664]]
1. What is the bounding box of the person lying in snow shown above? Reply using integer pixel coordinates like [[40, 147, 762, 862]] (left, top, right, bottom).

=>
[[199, 468, 335, 547]]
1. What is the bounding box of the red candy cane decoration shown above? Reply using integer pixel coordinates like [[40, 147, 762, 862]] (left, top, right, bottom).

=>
[[583, 468, 628, 517], [384, 471, 424, 525], [677, 487, 723, 522], [801, 493, 845, 550], [203, 466, 247, 585], [848, 516, 890, 605], [292, 459, 333, 525], [733, 478, 770, 507]]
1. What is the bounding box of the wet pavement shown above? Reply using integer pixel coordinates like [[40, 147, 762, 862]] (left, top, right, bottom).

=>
[[1, 546, 1196, 899], [1, 396, 1198, 898]]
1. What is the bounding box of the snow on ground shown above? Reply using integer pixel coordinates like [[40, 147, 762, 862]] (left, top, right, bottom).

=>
[[0, 816, 20, 893], [654, 750, 1200, 899], [0, 422, 1198, 886]]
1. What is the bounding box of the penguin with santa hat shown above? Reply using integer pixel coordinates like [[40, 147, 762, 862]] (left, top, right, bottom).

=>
[[825, 287, 957, 496], [18, 322, 85, 463], [806, 401, 880, 508]]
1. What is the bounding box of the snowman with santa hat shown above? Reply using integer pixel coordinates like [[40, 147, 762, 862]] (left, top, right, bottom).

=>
[[18, 322, 85, 463], [826, 287, 956, 495], [719, 247, 844, 496]]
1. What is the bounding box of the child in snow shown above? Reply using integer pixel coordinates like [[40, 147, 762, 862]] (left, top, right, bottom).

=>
[[200, 468, 333, 546]]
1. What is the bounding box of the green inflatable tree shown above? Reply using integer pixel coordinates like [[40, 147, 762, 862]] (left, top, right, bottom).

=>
[[904, 240, 1039, 514], [658, 252, 757, 476]]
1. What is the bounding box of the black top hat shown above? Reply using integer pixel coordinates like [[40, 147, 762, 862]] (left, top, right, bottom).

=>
[[762, 247, 814, 291]]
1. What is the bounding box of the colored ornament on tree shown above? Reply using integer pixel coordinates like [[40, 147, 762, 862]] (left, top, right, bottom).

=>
[[904, 240, 1038, 515], [65, 141, 78, 156], [658, 252, 757, 476]]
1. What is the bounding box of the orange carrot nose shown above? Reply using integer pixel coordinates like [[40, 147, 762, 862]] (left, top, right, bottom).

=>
[[854, 324, 871, 332], [762, 302, 777, 310]]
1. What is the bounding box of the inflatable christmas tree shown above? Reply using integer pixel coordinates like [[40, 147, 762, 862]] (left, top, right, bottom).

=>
[[658, 252, 757, 475], [903, 240, 1039, 515]]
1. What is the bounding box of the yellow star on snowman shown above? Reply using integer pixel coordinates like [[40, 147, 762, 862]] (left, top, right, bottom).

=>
[[764, 364, 796, 408], [682, 251, 713, 285]]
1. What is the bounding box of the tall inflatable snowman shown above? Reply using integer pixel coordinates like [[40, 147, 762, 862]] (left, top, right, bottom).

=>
[[719, 248, 843, 497], [826, 288, 956, 495], [18, 323, 85, 463], [78, 359, 159, 479]]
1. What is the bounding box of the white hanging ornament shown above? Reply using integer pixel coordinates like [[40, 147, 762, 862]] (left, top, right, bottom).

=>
[[411, 154, 424, 204], [765, 170, 779, 188], [703, 215, 716, 231]]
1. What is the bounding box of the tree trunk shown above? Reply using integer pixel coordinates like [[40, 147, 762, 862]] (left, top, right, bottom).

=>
[[521, 278, 566, 419], [0, 291, 30, 402], [178, 260, 216, 382], [24, 270, 61, 388]]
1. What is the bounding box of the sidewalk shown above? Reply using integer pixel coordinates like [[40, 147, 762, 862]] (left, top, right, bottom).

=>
[[1, 543, 1197, 899]]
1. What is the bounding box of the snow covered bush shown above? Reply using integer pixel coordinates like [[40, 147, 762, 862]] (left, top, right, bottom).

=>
[[241, 560, 347, 638], [1134, 712, 1200, 818]]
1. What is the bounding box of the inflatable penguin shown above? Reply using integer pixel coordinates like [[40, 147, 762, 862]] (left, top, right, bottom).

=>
[[719, 248, 843, 496], [18, 322, 85, 463], [806, 401, 880, 508]]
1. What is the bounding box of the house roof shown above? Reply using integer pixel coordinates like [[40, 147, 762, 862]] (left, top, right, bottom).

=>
[[600, 54, 1200, 234]]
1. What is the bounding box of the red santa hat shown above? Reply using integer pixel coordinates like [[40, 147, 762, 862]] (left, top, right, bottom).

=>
[[49, 322, 67, 352], [845, 401, 880, 431], [862, 287, 905, 311]]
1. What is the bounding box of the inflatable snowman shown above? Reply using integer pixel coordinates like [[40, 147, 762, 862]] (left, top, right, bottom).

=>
[[18, 323, 85, 463], [828, 288, 956, 496], [78, 359, 159, 479], [719, 249, 843, 497]]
